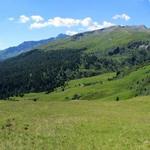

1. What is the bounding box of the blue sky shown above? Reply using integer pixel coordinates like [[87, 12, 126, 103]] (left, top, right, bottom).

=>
[[0, 0, 150, 49]]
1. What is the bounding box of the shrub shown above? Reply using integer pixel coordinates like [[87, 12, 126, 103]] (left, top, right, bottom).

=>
[[116, 96, 120, 101], [72, 94, 81, 100], [65, 97, 69, 100], [33, 98, 37, 102], [19, 93, 24, 97]]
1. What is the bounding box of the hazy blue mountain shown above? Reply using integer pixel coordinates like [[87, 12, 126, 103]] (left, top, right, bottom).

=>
[[0, 33, 68, 61]]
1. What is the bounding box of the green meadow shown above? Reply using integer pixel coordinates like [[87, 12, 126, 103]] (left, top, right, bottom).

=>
[[0, 96, 149, 150], [0, 64, 149, 150]]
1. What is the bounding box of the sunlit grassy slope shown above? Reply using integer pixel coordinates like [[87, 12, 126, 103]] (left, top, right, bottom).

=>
[[39, 26, 150, 53], [16, 64, 150, 101], [0, 96, 150, 150]]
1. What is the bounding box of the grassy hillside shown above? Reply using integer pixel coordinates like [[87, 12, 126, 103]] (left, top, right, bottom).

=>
[[0, 96, 149, 150], [0, 26, 150, 99], [40, 26, 150, 53], [15, 64, 150, 101]]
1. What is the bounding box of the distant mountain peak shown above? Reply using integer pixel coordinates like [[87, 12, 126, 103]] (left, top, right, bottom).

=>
[[0, 34, 68, 61], [56, 33, 68, 39]]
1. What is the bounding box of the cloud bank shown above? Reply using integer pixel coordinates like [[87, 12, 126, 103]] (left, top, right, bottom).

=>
[[19, 15, 30, 23], [8, 14, 130, 35], [11, 15, 115, 35], [112, 13, 131, 21], [29, 16, 115, 31]]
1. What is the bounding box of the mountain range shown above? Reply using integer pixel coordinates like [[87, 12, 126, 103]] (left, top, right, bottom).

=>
[[0, 33, 68, 61], [0, 25, 149, 100]]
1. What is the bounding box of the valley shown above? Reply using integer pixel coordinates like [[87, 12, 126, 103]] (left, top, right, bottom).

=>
[[1, 1, 150, 149], [0, 26, 149, 150]]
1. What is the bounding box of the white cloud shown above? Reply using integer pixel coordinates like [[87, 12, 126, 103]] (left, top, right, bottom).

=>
[[48, 17, 81, 27], [113, 13, 131, 21], [87, 21, 115, 31], [19, 15, 30, 23], [80, 17, 93, 27], [15, 15, 115, 33], [30, 22, 49, 29], [66, 30, 78, 35], [31, 15, 44, 22], [30, 17, 115, 31], [8, 17, 15, 21]]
